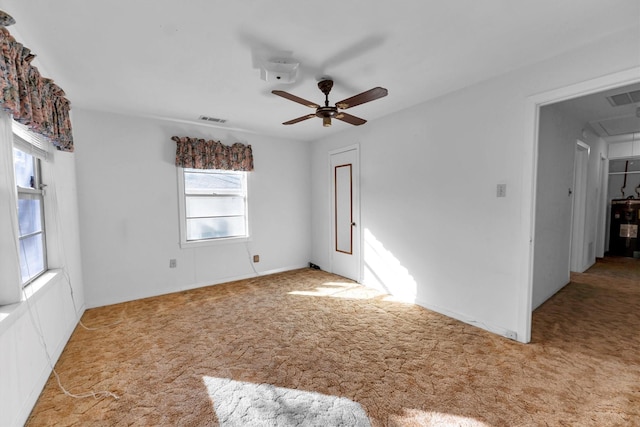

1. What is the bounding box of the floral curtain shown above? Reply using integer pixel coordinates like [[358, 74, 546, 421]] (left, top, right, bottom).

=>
[[0, 12, 73, 152], [172, 136, 254, 171]]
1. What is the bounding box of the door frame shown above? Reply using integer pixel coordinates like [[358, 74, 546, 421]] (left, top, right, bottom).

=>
[[596, 153, 608, 258], [328, 144, 361, 282], [521, 67, 640, 343], [569, 140, 590, 273]]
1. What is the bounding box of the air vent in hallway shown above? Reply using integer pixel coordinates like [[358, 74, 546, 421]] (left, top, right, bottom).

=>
[[606, 90, 640, 107]]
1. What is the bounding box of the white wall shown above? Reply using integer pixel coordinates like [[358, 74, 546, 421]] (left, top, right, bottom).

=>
[[310, 27, 639, 342], [533, 105, 579, 308], [0, 148, 85, 427], [533, 105, 607, 309], [607, 132, 640, 160], [72, 109, 311, 308]]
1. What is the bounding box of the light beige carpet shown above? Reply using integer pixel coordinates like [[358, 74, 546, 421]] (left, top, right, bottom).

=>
[[27, 257, 639, 426]]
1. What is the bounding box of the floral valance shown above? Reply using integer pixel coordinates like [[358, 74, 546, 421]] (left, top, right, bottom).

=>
[[173, 136, 254, 171], [0, 12, 73, 152]]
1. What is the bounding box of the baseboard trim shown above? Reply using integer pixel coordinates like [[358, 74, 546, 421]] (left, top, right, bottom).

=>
[[178, 264, 309, 292], [87, 264, 311, 309], [413, 298, 523, 343], [532, 279, 571, 311]]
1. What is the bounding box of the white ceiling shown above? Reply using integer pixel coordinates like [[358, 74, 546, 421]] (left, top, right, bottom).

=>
[[2, 0, 639, 142]]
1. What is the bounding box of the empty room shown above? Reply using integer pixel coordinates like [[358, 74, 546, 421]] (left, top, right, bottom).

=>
[[1, 1, 639, 426]]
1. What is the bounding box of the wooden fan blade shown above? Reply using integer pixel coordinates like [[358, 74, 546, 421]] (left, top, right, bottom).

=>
[[336, 87, 388, 109], [335, 112, 367, 126], [272, 90, 320, 108], [283, 114, 316, 125]]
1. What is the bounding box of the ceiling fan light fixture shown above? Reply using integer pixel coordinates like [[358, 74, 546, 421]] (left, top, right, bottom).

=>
[[323, 117, 331, 127]]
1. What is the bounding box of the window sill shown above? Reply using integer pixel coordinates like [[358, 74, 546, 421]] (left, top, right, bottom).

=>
[[179, 236, 251, 249], [0, 269, 63, 335]]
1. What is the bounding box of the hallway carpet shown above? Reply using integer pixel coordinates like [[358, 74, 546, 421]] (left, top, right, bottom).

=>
[[27, 258, 639, 426]]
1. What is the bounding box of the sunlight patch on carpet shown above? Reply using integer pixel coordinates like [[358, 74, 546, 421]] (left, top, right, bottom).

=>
[[391, 408, 493, 426], [288, 281, 384, 300], [203, 377, 371, 426]]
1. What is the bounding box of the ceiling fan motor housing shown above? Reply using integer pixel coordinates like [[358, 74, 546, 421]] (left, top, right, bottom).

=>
[[316, 106, 338, 118]]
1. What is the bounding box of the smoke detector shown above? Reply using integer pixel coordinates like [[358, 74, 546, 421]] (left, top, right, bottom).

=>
[[260, 58, 299, 84]]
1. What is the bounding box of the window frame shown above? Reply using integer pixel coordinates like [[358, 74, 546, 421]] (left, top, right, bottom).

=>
[[13, 146, 48, 286], [177, 167, 250, 248]]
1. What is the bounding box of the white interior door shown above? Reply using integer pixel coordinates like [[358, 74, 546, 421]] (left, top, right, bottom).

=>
[[596, 154, 608, 258], [330, 146, 360, 281], [570, 141, 590, 272]]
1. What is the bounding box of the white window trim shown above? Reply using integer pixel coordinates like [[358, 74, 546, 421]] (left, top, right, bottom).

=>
[[13, 121, 50, 161], [14, 142, 48, 286], [0, 269, 63, 335], [176, 167, 251, 249]]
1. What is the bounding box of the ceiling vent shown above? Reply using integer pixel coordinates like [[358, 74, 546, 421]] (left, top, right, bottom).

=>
[[606, 89, 640, 107], [198, 115, 227, 124]]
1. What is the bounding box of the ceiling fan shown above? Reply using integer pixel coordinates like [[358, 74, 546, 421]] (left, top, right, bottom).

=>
[[272, 79, 388, 127]]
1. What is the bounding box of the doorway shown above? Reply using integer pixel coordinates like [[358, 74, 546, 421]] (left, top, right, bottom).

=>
[[570, 140, 590, 273], [525, 67, 640, 343], [329, 145, 360, 281]]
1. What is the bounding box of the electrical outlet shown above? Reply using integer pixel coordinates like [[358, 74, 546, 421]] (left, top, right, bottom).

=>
[[169, 259, 177, 268], [253, 255, 260, 263], [497, 183, 507, 198]]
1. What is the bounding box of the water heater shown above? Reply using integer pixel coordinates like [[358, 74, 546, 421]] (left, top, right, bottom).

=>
[[609, 199, 640, 257]]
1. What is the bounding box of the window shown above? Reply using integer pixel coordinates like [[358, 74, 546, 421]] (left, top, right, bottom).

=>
[[178, 168, 248, 244], [13, 147, 47, 285]]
